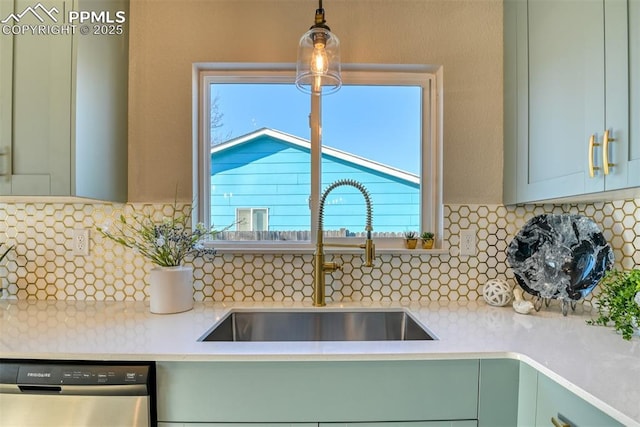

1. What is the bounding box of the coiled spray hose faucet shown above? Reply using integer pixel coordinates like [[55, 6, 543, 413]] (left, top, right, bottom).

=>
[[314, 179, 375, 306]]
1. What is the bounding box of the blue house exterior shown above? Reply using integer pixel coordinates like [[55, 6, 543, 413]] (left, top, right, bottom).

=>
[[211, 128, 419, 237]]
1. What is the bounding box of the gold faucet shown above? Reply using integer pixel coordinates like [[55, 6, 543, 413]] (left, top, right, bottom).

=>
[[314, 179, 375, 306]]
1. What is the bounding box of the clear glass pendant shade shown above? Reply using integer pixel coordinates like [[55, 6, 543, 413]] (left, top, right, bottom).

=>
[[295, 27, 341, 95]]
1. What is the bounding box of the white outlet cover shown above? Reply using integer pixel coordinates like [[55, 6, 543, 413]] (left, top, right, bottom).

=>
[[73, 228, 90, 256], [459, 228, 477, 256]]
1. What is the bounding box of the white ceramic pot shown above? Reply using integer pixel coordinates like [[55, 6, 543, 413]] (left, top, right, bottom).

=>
[[149, 266, 194, 314]]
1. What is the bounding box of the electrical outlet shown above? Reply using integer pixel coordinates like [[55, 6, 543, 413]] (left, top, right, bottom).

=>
[[72, 228, 90, 256], [459, 228, 477, 256]]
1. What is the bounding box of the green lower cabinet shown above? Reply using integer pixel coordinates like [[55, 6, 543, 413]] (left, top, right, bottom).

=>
[[158, 424, 316, 427], [477, 360, 624, 427], [322, 422, 477, 427], [478, 359, 520, 427], [515, 362, 538, 426], [535, 374, 623, 427], [158, 424, 476, 427], [156, 360, 479, 424], [155, 359, 624, 427]]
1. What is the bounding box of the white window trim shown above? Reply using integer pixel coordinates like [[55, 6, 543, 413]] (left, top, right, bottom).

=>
[[193, 63, 444, 253]]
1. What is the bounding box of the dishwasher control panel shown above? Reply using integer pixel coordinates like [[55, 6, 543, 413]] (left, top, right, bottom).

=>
[[1, 362, 150, 386]]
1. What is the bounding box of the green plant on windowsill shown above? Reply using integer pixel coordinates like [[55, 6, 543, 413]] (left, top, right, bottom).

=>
[[420, 231, 435, 249], [403, 231, 418, 249], [587, 269, 640, 340]]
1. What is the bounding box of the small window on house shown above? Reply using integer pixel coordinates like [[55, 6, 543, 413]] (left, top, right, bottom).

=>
[[236, 208, 269, 232], [195, 65, 441, 247]]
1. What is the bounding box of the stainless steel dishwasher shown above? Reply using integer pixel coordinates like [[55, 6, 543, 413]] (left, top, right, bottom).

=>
[[0, 360, 155, 427]]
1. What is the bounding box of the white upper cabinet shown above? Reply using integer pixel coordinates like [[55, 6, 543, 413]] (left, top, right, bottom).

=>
[[0, 0, 128, 201], [504, 0, 640, 204]]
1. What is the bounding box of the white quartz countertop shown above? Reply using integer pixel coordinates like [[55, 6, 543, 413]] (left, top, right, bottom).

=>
[[1, 299, 638, 425]]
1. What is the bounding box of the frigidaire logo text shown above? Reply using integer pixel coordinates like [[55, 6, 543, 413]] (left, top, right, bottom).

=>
[[26, 372, 51, 378]]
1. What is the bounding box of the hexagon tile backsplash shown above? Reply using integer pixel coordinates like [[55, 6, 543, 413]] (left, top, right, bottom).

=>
[[0, 199, 638, 303]]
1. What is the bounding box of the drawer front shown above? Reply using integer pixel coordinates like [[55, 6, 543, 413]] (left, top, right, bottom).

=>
[[157, 360, 479, 423]]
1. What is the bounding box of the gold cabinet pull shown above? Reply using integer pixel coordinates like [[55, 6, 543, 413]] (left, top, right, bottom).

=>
[[0, 147, 9, 177], [588, 134, 600, 178], [602, 129, 615, 175], [551, 417, 570, 427]]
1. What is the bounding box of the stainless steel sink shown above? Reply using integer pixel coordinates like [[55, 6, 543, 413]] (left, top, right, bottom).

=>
[[199, 310, 435, 342]]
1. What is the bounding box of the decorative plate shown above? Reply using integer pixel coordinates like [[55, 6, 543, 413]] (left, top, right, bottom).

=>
[[506, 214, 613, 301]]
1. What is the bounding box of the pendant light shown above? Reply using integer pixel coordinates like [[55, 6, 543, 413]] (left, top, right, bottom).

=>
[[295, 0, 342, 95]]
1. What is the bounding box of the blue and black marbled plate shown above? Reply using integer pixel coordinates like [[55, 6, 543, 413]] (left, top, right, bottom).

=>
[[506, 214, 613, 302]]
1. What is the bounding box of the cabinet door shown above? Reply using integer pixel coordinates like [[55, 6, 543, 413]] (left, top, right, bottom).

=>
[[625, 0, 640, 187], [478, 359, 520, 427], [586, 0, 637, 192], [0, 0, 72, 196], [583, 0, 640, 191], [519, 0, 605, 202], [73, 0, 128, 201], [158, 424, 317, 427], [321, 423, 477, 427], [535, 374, 623, 427], [156, 360, 479, 424], [0, 0, 13, 187]]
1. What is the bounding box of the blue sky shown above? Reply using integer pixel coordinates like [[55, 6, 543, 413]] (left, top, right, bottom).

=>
[[210, 83, 421, 175]]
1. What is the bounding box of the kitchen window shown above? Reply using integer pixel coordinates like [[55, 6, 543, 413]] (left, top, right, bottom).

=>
[[194, 64, 442, 250]]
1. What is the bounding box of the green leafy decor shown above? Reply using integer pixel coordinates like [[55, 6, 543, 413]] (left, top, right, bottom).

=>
[[97, 204, 230, 268], [588, 269, 640, 340]]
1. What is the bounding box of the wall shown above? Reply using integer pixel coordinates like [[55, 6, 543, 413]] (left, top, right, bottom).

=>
[[2, 199, 638, 308], [211, 132, 420, 233], [128, 0, 503, 204]]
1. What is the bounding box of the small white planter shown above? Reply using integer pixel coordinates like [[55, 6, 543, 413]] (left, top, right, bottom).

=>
[[149, 266, 194, 314]]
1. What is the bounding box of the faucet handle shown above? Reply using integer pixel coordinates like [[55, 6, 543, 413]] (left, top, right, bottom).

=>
[[361, 239, 376, 267], [323, 261, 342, 272]]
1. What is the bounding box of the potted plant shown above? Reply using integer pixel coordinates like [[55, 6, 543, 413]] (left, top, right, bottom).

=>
[[403, 231, 418, 249], [587, 269, 640, 340], [97, 203, 227, 314], [420, 232, 435, 249]]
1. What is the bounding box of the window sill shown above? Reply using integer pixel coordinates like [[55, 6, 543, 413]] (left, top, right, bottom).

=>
[[210, 242, 449, 256]]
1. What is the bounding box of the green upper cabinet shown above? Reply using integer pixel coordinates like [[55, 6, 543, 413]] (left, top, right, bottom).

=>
[[0, 0, 15, 188], [0, 0, 72, 196], [504, 0, 640, 204], [0, 0, 128, 201], [628, 0, 640, 188]]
